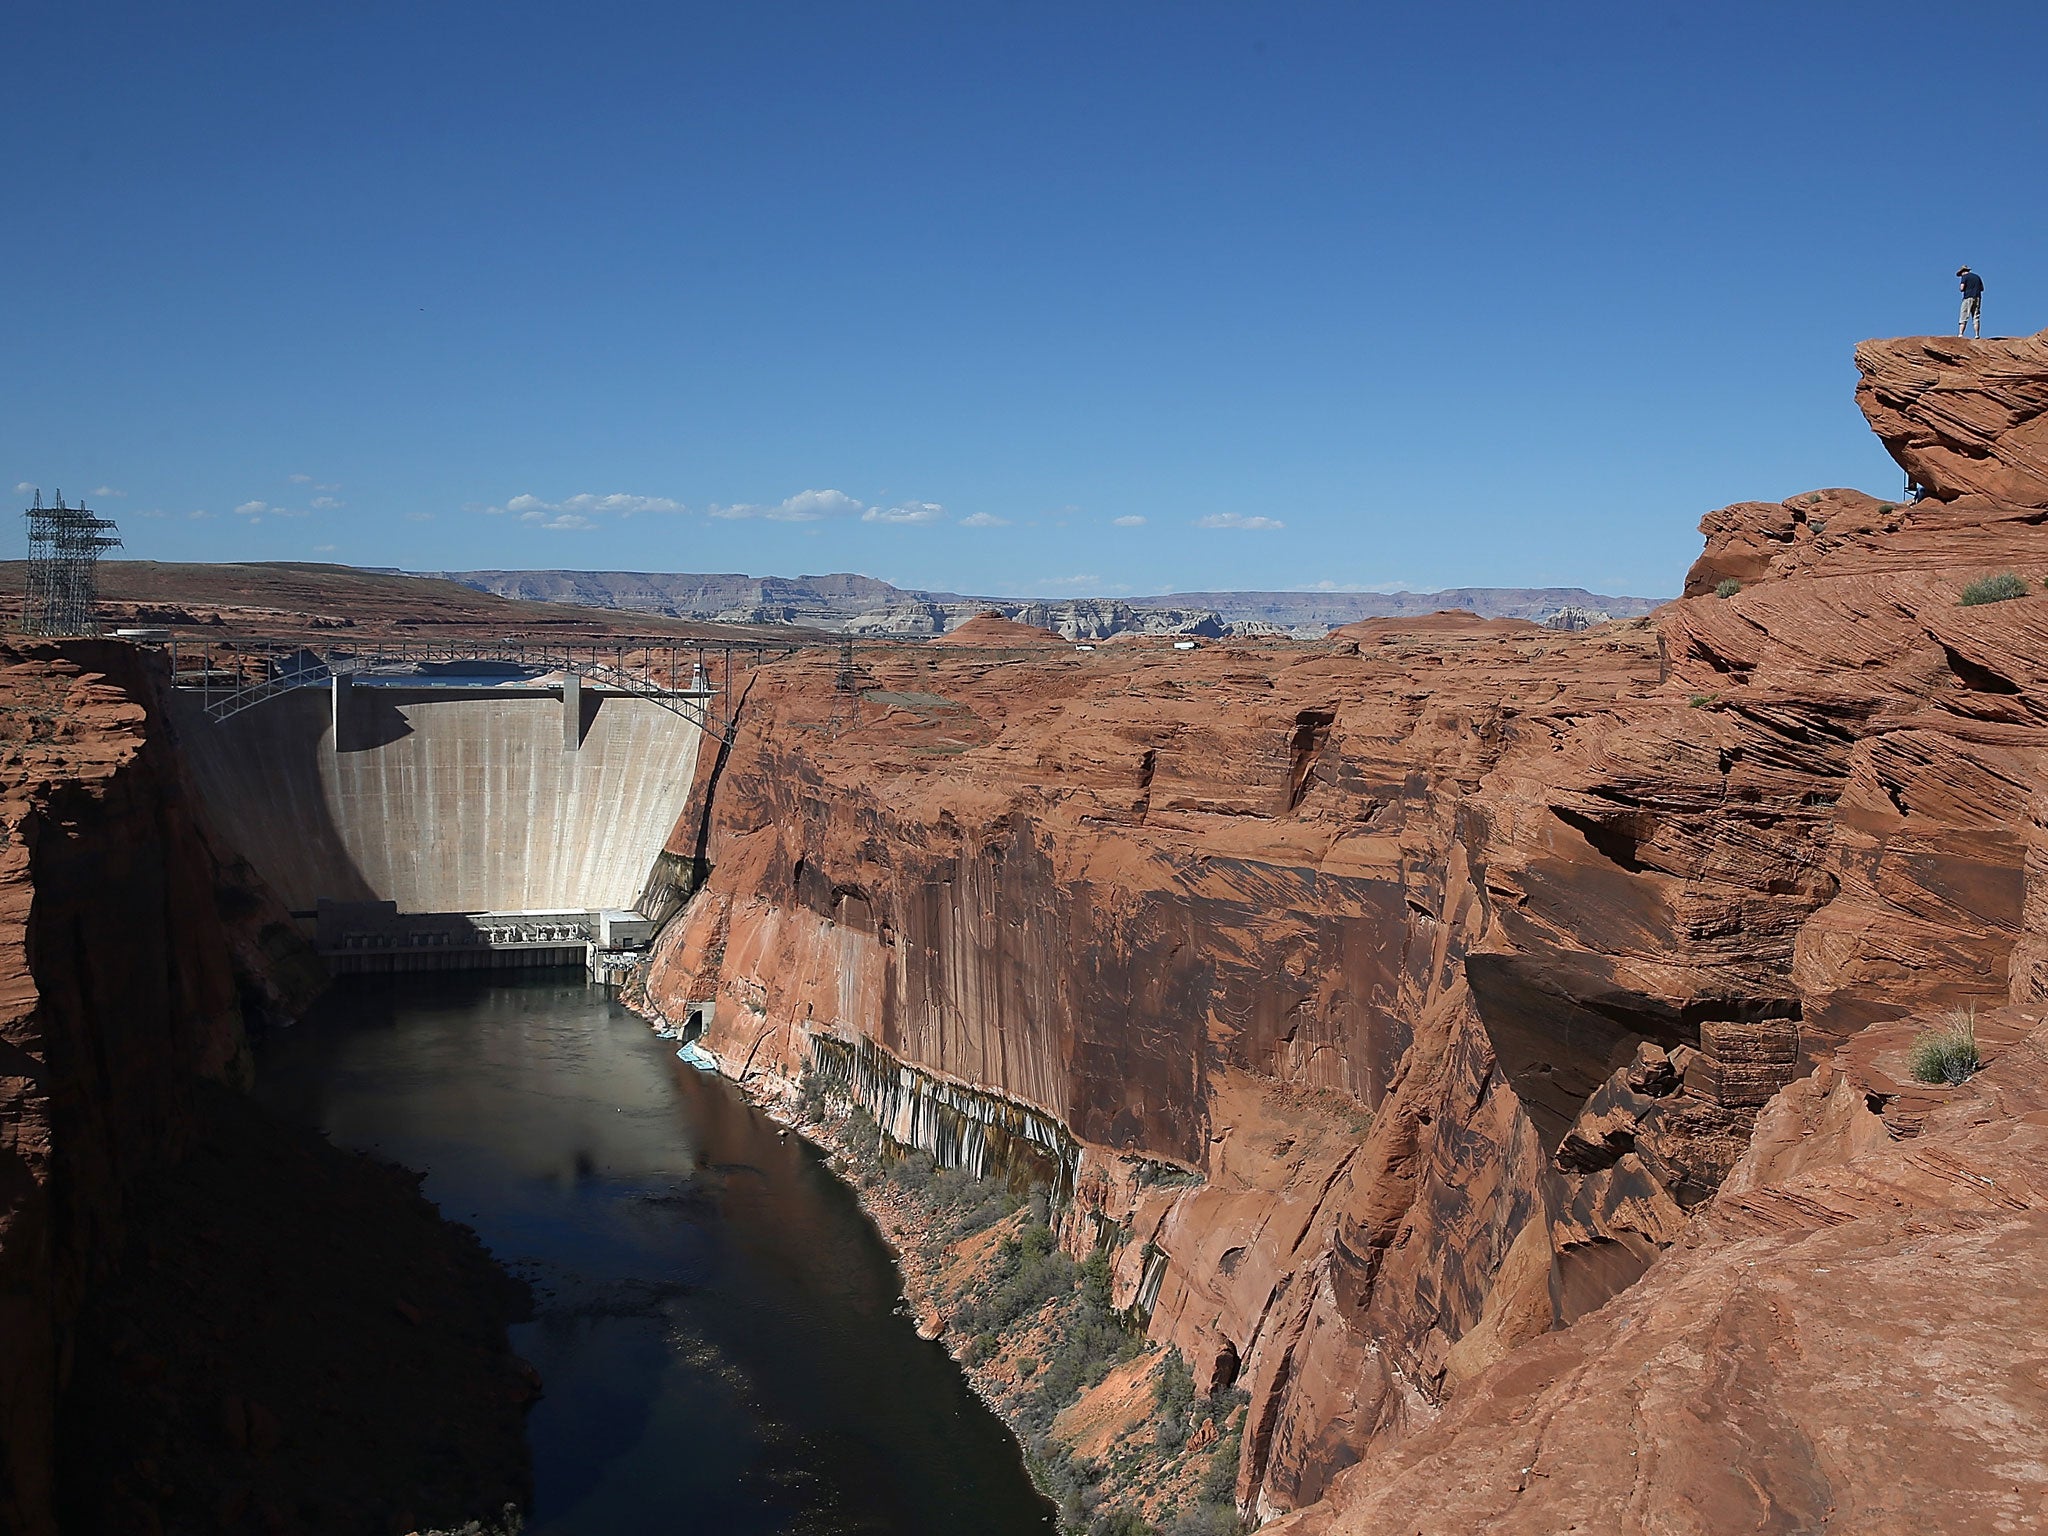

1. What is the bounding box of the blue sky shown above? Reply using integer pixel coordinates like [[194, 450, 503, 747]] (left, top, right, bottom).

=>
[[6, 1, 2045, 600]]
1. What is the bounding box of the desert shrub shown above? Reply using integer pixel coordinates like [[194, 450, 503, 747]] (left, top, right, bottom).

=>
[[1687, 693, 1715, 709], [1171, 1507, 1245, 1531], [1167, 1507, 1243, 1536], [1155, 1348, 1197, 1449], [796, 1066, 829, 1117], [1091, 1511, 1156, 1536], [952, 1221, 1076, 1337], [1714, 578, 1741, 599], [965, 1331, 999, 1366], [924, 1164, 1013, 1239], [1031, 1444, 1103, 1530], [1197, 1411, 1244, 1506], [1019, 1247, 1143, 1432], [888, 1148, 936, 1193], [1909, 1009, 1982, 1085], [841, 1106, 882, 1167], [1960, 572, 2028, 606]]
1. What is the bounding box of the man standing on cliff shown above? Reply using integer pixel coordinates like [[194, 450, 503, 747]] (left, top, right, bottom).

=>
[[1958, 266, 1984, 338]]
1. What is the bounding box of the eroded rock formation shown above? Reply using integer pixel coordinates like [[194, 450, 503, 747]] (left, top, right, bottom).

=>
[[637, 331, 2048, 1530], [0, 642, 532, 1536]]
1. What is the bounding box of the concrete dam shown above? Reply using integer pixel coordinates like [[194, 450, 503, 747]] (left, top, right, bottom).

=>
[[172, 677, 703, 972]]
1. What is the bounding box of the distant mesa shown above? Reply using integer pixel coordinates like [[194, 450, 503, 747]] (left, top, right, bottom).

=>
[[1330, 610, 1545, 644], [929, 613, 1064, 646], [425, 569, 1668, 641]]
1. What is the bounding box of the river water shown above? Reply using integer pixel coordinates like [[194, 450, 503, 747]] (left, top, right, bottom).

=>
[[256, 972, 1057, 1536]]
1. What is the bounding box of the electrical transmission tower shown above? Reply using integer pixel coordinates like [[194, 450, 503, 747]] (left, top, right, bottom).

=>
[[22, 489, 122, 636]]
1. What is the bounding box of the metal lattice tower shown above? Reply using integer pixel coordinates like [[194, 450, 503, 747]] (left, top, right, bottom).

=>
[[21, 489, 121, 636]]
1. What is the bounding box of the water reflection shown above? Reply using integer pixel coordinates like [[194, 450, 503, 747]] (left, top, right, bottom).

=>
[[257, 973, 1056, 1536]]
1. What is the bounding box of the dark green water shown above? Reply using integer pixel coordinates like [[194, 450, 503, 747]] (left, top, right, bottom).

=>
[[256, 972, 1057, 1536]]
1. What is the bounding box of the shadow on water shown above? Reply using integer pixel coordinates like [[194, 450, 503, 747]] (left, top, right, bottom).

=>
[[256, 971, 1058, 1536]]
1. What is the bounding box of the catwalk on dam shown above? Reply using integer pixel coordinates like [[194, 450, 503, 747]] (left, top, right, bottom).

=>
[[256, 972, 1056, 1536]]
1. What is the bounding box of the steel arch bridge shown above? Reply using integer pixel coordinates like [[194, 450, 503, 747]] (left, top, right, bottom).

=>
[[164, 634, 801, 742]]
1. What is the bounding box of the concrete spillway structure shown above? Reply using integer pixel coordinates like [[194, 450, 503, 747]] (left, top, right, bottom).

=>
[[172, 682, 701, 966]]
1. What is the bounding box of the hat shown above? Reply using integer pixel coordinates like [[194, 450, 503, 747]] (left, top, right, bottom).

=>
[[1958, 266, 1972, 274]]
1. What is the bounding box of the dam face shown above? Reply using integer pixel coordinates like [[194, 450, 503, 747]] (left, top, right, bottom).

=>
[[173, 683, 700, 964]]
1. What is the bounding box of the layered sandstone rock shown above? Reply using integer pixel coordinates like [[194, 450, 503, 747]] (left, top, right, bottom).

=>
[[638, 331, 2048, 1527]]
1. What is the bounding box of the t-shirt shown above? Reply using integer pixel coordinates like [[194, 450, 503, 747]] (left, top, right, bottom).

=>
[[1963, 272, 1985, 300]]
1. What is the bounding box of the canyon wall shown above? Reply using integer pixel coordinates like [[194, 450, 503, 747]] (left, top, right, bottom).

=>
[[174, 687, 702, 915], [0, 644, 537, 1536], [640, 331, 2048, 1528], [0, 641, 299, 1533]]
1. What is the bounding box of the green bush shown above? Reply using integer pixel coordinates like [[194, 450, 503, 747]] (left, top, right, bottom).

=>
[[1714, 578, 1741, 599], [797, 1066, 829, 1117], [951, 1221, 1076, 1337], [924, 1164, 1012, 1239], [1909, 1009, 1982, 1085], [1167, 1507, 1243, 1536], [1960, 573, 2028, 606], [889, 1148, 937, 1192], [841, 1106, 882, 1166], [1155, 1348, 1197, 1449], [1091, 1512, 1156, 1536]]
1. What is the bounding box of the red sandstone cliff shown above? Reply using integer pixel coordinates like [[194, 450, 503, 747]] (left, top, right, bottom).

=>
[[639, 330, 2048, 1530], [0, 642, 265, 1533], [0, 643, 531, 1536]]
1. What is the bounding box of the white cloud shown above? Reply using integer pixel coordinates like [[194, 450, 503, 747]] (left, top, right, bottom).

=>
[[779, 488, 863, 520], [960, 511, 1010, 528], [482, 484, 947, 529], [235, 500, 268, 516], [1294, 578, 1415, 593], [1195, 513, 1285, 531], [710, 488, 865, 522], [313, 543, 338, 553], [1111, 515, 1146, 527], [492, 491, 685, 520], [518, 509, 596, 531], [310, 495, 344, 510], [289, 473, 313, 484], [188, 509, 213, 520], [862, 500, 945, 525], [91, 486, 125, 499], [13, 482, 33, 496], [405, 512, 434, 522]]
